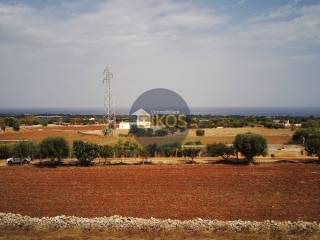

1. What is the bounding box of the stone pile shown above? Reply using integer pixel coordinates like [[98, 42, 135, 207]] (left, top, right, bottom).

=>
[[0, 213, 319, 235]]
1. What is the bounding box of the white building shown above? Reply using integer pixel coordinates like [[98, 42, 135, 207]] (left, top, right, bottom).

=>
[[132, 108, 151, 128], [118, 108, 151, 130], [284, 120, 291, 128], [118, 122, 132, 130]]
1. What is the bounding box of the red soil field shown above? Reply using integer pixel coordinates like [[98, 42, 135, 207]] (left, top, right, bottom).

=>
[[0, 125, 116, 145], [0, 164, 319, 221]]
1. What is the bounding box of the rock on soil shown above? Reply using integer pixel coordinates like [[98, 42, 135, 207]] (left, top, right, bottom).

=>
[[0, 213, 319, 235]]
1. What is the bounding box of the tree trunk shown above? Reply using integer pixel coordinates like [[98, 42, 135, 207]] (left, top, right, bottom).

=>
[[247, 156, 254, 165]]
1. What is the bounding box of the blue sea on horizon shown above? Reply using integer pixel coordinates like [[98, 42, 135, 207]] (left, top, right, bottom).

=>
[[0, 107, 319, 117]]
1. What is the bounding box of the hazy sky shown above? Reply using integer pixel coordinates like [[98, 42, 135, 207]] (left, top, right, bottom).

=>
[[0, 0, 320, 109]]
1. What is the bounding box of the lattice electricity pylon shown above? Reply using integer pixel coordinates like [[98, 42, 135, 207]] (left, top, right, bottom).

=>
[[102, 66, 116, 136]]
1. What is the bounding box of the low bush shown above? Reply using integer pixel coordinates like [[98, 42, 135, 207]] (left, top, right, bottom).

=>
[[183, 147, 201, 161], [154, 128, 169, 137], [196, 129, 205, 136], [207, 143, 235, 160]]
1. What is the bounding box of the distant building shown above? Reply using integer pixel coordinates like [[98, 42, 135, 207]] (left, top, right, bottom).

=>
[[131, 108, 151, 128], [119, 122, 132, 130], [118, 108, 151, 130], [284, 120, 291, 128]]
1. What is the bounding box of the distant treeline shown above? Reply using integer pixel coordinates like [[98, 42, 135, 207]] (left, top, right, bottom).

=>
[[1, 115, 320, 132]]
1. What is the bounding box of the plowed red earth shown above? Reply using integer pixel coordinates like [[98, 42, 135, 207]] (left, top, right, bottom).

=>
[[0, 164, 319, 221]]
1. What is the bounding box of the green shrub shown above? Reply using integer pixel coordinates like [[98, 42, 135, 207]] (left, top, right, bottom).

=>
[[183, 147, 201, 161], [157, 142, 180, 157], [198, 121, 214, 128], [129, 125, 146, 137], [146, 128, 154, 137], [262, 122, 284, 129], [32, 119, 40, 125], [196, 129, 205, 136], [145, 143, 158, 157], [99, 145, 113, 158], [302, 120, 320, 128], [154, 128, 168, 137], [123, 141, 140, 157], [207, 143, 235, 160], [40, 119, 48, 127]]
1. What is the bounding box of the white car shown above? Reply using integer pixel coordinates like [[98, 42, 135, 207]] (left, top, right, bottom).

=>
[[6, 157, 31, 165]]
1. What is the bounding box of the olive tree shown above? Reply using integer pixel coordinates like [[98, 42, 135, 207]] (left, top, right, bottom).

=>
[[0, 144, 12, 159], [123, 141, 140, 158], [145, 143, 158, 157], [113, 140, 140, 158], [233, 133, 268, 164], [12, 141, 38, 160], [99, 145, 114, 164], [73, 140, 100, 166], [183, 142, 202, 162], [138, 146, 149, 165], [39, 137, 69, 164], [5, 117, 20, 131], [157, 142, 180, 157], [292, 128, 316, 145], [183, 147, 201, 162], [305, 135, 320, 161]]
